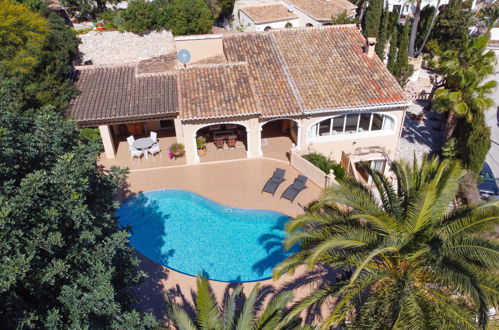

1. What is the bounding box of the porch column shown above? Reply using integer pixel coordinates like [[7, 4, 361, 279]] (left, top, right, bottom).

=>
[[247, 117, 261, 158], [296, 121, 302, 151], [185, 132, 199, 165], [258, 125, 263, 157], [173, 117, 184, 144], [98, 125, 116, 159]]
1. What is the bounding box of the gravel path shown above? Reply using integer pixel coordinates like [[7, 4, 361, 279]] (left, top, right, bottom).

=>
[[78, 30, 174, 66], [396, 103, 444, 162]]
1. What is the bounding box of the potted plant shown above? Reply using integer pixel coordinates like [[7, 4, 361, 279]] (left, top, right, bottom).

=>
[[169, 143, 185, 159], [196, 136, 207, 156], [417, 111, 425, 121]]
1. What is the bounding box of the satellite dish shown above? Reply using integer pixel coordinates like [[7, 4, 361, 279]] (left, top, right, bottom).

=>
[[286, 4, 294, 12], [177, 49, 191, 65]]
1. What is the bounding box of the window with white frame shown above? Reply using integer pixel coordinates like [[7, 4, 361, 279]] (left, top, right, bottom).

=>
[[309, 113, 395, 138]]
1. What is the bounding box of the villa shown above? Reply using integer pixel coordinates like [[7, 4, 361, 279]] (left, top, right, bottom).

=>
[[69, 25, 409, 185], [236, 0, 357, 31]]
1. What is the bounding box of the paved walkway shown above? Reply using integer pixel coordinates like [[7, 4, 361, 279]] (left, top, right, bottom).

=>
[[124, 158, 328, 324]]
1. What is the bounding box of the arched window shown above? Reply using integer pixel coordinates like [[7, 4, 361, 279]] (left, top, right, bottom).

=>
[[285, 22, 292, 28], [264, 26, 272, 31], [305, 23, 313, 27], [309, 113, 395, 139]]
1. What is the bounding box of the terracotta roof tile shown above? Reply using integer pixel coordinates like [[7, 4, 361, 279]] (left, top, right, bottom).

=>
[[178, 63, 261, 120], [70, 66, 177, 125], [240, 4, 298, 24], [223, 33, 302, 117], [271, 26, 407, 112], [283, 0, 357, 21]]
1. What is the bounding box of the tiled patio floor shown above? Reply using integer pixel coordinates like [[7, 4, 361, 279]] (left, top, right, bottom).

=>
[[99, 131, 186, 171], [123, 158, 330, 324], [199, 139, 247, 163]]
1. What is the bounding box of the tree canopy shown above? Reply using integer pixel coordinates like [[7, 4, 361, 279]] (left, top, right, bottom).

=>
[[274, 155, 499, 329], [120, 0, 214, 35], [0, 106, 159, 328], [0, 0, 79, 111]]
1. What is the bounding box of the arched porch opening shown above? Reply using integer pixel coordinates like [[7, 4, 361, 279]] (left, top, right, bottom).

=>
[[260, 119, 300, 161], [195, 123, 248, 163]]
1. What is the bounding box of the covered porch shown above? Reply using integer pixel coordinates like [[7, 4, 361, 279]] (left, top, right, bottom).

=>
[[98, 118, 187, 170], [260, 119, 301, 161]]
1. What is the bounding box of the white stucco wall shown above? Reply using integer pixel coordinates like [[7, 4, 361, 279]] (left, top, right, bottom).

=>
[[386, 0, 450, 14], [238, 9, 301, 32], [298, 108, 407, 162]]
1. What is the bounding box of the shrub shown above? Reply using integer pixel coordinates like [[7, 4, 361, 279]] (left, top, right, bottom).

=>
[[303, 153, 346, 180], [170, 143, 185, 156], [122, 0, 160, 34], [196, 136, 206, 149]]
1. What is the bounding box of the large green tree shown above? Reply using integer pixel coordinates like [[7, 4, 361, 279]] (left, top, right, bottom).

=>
[[0, 0, 48, 75], [430, 0, 471, 52], [375, 4, 389, 60], [164, 0, 214, 35], [274, 156, 499, 329], [0, 0, 79, 111], [363, 0, 383, 38], [166, 275, 304, 329], [456, 110, 491, 174], [0, 106, 158, 328]]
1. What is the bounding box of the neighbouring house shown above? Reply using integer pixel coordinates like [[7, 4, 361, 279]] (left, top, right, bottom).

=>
[[387, 0, 479, 16], [236, 0, 356, 31], [69, 25, 410, 183]]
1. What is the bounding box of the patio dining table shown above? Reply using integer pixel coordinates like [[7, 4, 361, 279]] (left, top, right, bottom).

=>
[[132, 137, 155, 159]]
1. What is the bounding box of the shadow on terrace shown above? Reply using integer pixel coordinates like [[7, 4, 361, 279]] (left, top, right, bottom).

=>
[[99, 129, 186, 171]]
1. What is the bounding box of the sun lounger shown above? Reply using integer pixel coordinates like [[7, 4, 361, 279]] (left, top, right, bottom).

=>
[[262, 168, 286, 195], [281, 176, 308, 202]]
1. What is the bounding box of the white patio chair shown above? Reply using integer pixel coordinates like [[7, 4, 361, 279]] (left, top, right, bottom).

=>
[[127, 135, 135, 151], [150, 131, 157, 142], [130, 147, 143, 162], [148, 143, 160, 159]]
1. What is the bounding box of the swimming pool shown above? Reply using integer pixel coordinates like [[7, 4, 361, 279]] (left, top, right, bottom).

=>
[[117, 189, 294, 282]]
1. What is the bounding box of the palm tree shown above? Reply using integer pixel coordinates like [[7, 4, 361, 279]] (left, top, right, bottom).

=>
[[273, 156, 499, 329], [478, 3, 499, 33], [166, 275, 306, 330], [408, 0, 423, 57], [432, 35, 496, 141]]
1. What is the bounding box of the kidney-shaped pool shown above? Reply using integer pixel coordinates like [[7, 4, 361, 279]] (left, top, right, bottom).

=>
[[117, 189, 295, 282]]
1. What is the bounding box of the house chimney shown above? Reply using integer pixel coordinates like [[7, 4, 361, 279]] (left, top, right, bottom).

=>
[[365, 37, 377, 58]]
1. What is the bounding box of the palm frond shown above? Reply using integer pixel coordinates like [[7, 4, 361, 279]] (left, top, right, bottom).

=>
[[235, 283, 259, 330], [195, 274, 222, 329]]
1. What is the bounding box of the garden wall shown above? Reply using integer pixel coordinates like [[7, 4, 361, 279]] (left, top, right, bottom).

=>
[[289, 148, 336, 189]]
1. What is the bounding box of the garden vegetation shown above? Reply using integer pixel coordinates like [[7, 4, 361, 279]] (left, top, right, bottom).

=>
[[0, 1, 158, 328]]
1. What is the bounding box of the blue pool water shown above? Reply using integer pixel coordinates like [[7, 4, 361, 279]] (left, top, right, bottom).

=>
[[117, 189, 294, 282]]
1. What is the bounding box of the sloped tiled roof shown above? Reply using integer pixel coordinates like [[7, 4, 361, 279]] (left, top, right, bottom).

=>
[[69, 26, 407, 125], [223, 33, 302, 118], [70, 66, 177, 125], [283, 0, 357, 21], [177, 63, 261, 120], [272, 26, 406, 112], [240, 4, 299, 24]]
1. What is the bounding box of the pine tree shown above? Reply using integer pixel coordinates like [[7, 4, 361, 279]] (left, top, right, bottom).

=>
[[375, 4, 389, 60], [387, 25, 398, 74], [363, 0, 383, 38]]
